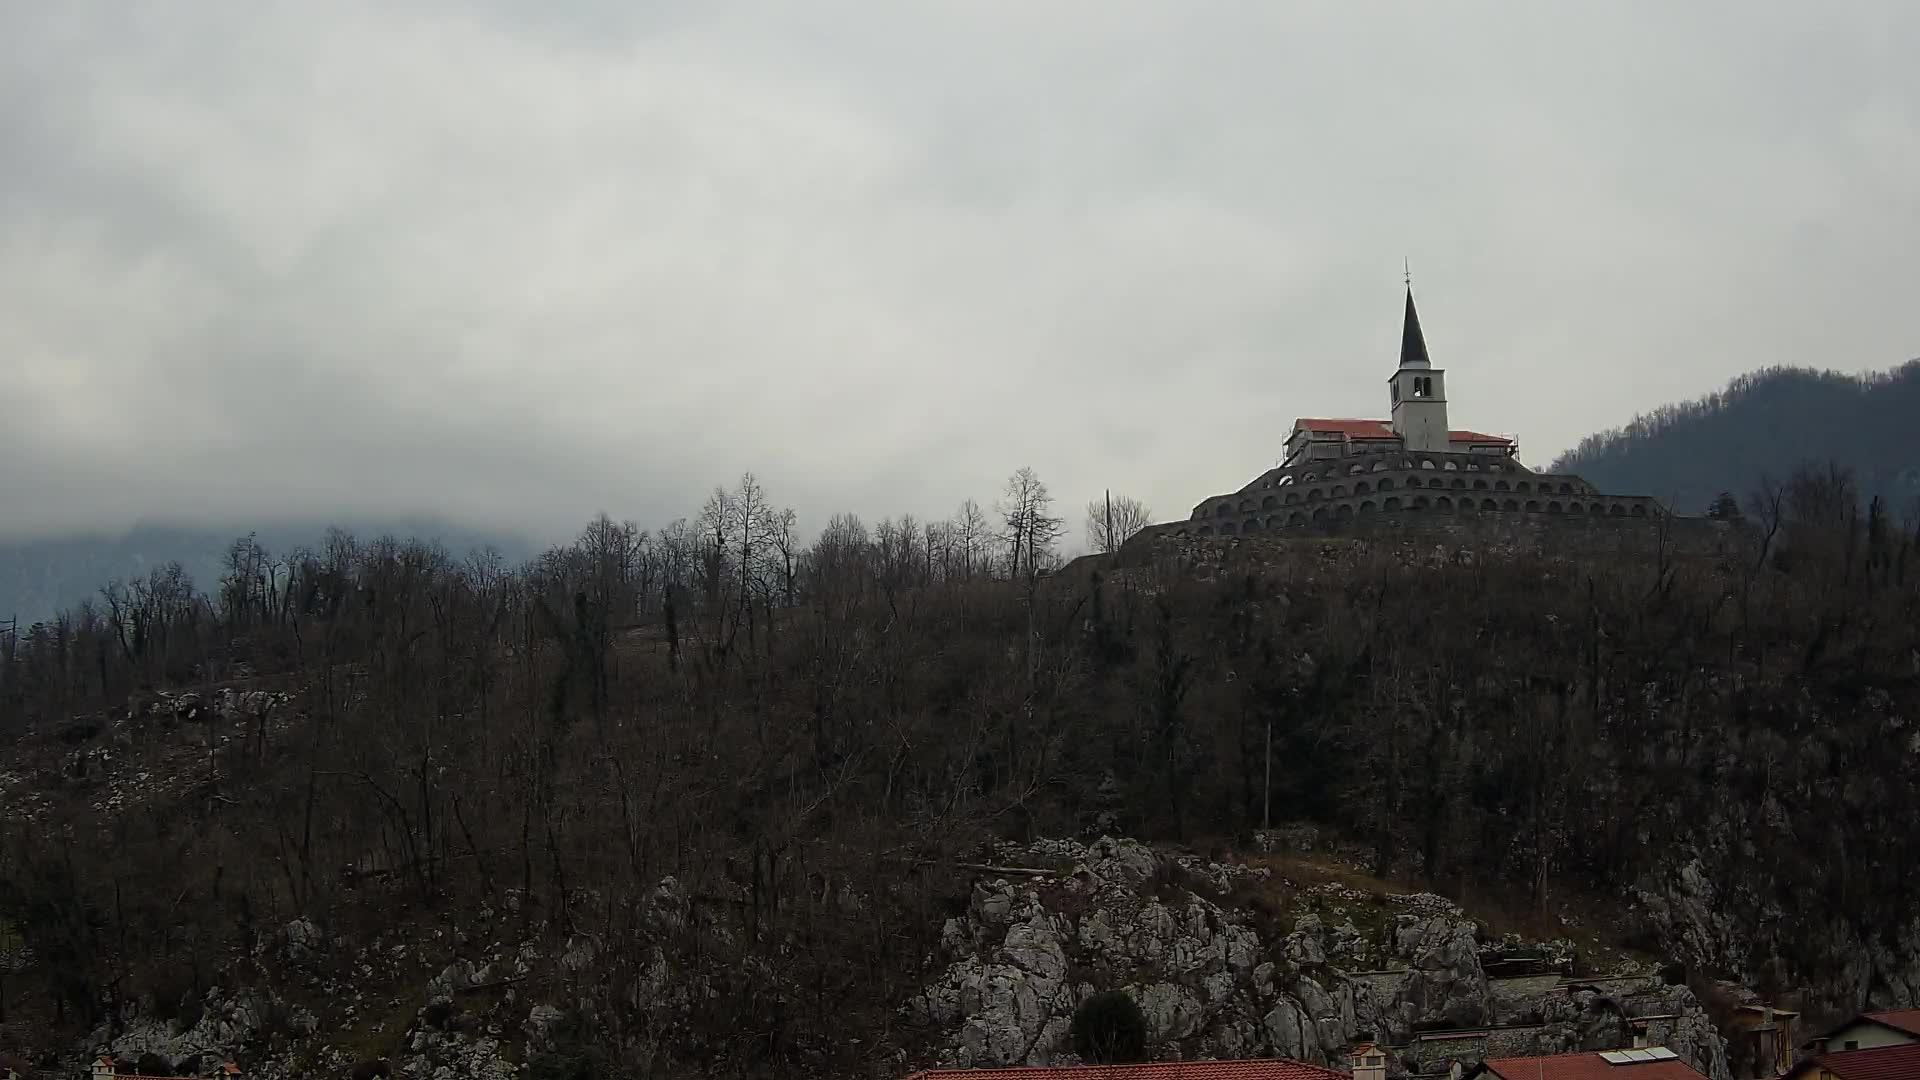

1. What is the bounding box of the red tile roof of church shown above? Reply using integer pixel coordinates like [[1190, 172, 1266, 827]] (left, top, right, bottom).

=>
[[1295, 418, 1398, 438], [1292, 418, 1512, 446]]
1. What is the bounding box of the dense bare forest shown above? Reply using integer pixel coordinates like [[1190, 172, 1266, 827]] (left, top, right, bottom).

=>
[[1552, 360, 1920, 513], [1, 462, 1918, 1078]]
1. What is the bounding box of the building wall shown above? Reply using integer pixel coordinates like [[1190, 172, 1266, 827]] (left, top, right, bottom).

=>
[[1192, 451, 1594, 521], [1134, 505, 1736, 562], [1140, 447, 1722, 562], [1821, 1022, 1916, 1052]]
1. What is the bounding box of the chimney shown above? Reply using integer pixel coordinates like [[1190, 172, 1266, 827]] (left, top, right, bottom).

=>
[[1350, 1038, 1387, 1080], [1751, 1004, 1797, 1076]]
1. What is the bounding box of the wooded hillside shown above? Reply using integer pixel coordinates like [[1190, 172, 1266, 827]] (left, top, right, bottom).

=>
[[1551, 361, 1920, 513], [0, 464, 1917, 1077]]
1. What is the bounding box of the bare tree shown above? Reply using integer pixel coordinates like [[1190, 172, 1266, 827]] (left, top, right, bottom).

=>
[[766, 507, 801, 609], [1084, 492, 1153, 554], [951, 499, 990, 582], [998, 467, 1065, 584]]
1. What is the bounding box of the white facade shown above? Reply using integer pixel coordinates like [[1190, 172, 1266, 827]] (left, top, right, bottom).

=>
[[1390, 363, 1450, 453], [1818, 1020, 1916, 1053]]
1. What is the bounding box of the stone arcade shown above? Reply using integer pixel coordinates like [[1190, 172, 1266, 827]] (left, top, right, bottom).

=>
[[1154, 287, 1671, 541]]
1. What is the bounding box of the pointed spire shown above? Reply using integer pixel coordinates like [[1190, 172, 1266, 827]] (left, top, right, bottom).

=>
[[1399, 285, 1431, 369]]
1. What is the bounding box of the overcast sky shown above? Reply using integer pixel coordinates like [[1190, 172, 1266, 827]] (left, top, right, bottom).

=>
[[3, 1, 1916, 545]]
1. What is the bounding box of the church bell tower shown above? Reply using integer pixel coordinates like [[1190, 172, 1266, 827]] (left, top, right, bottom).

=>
[[1389, 285, 1450, 453]]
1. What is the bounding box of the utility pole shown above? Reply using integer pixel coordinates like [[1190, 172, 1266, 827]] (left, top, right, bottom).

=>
[[1104, 490, 1114, 555], [1262, 712, 1272, 832]]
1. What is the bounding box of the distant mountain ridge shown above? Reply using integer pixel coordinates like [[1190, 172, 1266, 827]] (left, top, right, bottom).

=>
[[0, 517, 534, 626], [1551, 360, 1920, 515]]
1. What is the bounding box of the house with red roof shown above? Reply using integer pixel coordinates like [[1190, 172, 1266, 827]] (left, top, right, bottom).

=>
[[1132, 283, 1677, 544], [1805, 1008, 1920, 1056], [1780, 1040, 1920, 1080], [88, 1057, 240, 1080], [1459, 1046, 1710, 1080]]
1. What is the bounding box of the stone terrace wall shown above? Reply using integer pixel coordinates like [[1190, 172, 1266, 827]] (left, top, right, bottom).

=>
[[1130, 508, 1741, 562]]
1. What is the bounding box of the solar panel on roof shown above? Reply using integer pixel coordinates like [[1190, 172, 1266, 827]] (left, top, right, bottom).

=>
[[1645, 1048, 1677, 1060], [1599, 1051, 1632, 1065]]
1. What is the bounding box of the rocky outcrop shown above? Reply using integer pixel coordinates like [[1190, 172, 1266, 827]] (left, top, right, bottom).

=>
[[1634, 849, 1920, 1023], [1393, 914, 1489, 1029], [916, 837, 1732, 1080], [88, 987, 317, 1074]]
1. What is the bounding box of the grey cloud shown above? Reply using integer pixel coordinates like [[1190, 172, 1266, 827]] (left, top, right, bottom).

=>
[[3, 1, 1916, 545]]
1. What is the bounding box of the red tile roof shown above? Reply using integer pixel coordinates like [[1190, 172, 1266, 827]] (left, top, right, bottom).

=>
[[1291, 419, 1513, 446], [1865, 1008, 1920, 1036], [1295, 418, 1398, 438], [1447, 429, 1515, 444], [1480, 1051, 1708, 1080], [1794, 1042, 1920, 1080], [902, 1059, 1347, 1080]]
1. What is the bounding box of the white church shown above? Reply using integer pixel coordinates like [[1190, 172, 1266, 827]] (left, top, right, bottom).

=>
[[1163, 287, 1669, 538]]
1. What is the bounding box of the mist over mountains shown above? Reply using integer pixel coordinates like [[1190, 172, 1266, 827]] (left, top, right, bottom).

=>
[[0, 519, 533, 626]]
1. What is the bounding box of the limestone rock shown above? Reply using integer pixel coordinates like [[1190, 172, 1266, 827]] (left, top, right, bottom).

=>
[[279, 917, 325, 967], [1287, 915, 1328, 966], [561, 934, 599, 973], [1129, 982, 1203, 1043], [915, 835, 1738, 1076], [1393, 914, 1490, 1028], [1084, 836, 1162, 886], [924, 903, 1075, 1067], [523, 1005, 566, 1053], [644, 876, 690, 931], [1261, 997, 1319, 1060]]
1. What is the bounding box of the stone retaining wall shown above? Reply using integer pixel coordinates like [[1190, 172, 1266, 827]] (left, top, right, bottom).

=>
[[1131, 507, 1741, 561]]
